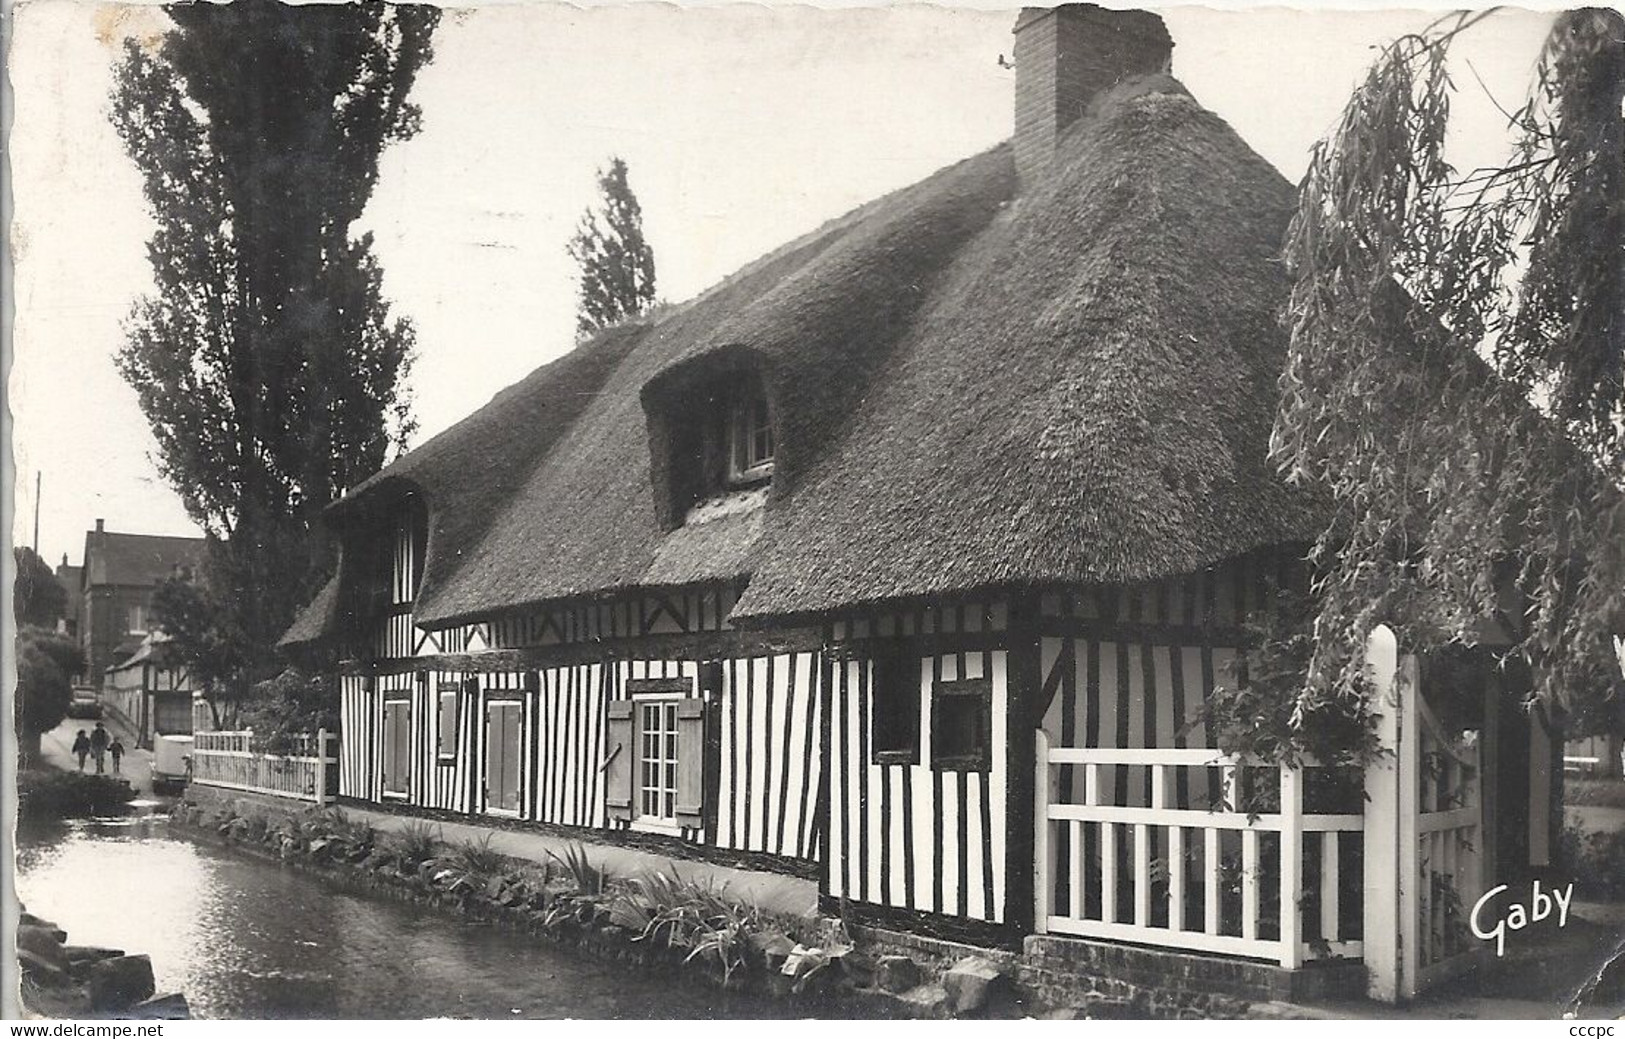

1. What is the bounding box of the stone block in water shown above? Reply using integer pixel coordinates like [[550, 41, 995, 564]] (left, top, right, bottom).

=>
[[86, 954, 156, 1011]]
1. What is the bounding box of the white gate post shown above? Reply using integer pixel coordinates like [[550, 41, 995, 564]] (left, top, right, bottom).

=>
[[316, 727, 330, 807], [1363, 625, 1402, 1002], [1034, 728, 1051, 934], [1278, 763, 1304, 969]]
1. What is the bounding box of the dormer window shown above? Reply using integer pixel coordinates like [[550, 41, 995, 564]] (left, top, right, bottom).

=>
[[729, 388, 774, 485], [642, 355, 776, 530]]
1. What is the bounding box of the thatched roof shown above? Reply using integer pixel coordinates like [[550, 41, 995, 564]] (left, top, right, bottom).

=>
[[735, 75, 1321, 619], [285, 71, 1321, 643]]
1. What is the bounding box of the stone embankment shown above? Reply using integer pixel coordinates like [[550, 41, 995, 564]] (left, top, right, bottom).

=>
[[165, 789, 1294, 1019], [17, 907, 189, 1019]]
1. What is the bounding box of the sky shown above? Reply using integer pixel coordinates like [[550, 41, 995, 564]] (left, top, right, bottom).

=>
[[7, 1, 1557, 569]]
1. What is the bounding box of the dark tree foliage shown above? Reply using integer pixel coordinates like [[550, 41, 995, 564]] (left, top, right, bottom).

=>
[[13, 547, 66, 629], [150, 568, 249, 729], [568, 157, 657, 336], [15, 628, 81, 765], [238, 668, 340, 754], [1275, 9, 1625, 735], [111, 0, 439, 696]]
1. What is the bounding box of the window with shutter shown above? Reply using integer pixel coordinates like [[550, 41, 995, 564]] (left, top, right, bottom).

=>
[[436, 684, 458, 763], [382, 699, 411, 797], [605, 700, 635, 821], [674, 698, 705, 830], [620, 676, 704, 835]]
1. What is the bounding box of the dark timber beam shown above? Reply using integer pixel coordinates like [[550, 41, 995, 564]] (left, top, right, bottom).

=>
[[1003, 592, 1044, 937]]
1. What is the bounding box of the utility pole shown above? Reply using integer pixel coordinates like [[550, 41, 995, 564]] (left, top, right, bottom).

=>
[[33, 471, 41, 553]]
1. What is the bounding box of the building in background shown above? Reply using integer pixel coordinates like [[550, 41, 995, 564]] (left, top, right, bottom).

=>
[[53, 554, 84, 658], [79, 519, 206, 689], [103, 631, 196, 748]]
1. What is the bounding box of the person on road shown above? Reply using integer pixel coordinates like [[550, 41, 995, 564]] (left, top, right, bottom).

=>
[[109, 736, 125, 775], [89, 723, 110, 775], [71, 730, 90, 772]]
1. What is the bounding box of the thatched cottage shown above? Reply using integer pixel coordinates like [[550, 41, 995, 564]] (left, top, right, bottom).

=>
[[284, 5, 1556, 999]]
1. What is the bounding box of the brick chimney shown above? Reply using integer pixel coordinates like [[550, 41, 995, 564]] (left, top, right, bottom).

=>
[[95, 517, 104, 533], [1012, 5, 1173, 192]]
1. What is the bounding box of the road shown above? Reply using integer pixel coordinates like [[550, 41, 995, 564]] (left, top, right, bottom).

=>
[[39, 710, 155, 794]]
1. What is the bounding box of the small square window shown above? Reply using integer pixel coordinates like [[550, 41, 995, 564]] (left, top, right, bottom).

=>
[[931, 678, 991, 772], [870, 646, 920, 765]]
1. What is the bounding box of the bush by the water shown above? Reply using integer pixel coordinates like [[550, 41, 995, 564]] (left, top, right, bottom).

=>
[[19, 770, 136, 819]]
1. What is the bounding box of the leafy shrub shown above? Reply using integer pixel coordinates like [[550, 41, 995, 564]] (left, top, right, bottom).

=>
[[1560, 824, 1625, 899], [16, 629, 79, 758], [607, 867, 762, 984], [1567, 778, 1625, 810], [451, 834, 507, 879], [391, 820, 442, 865], [237, 667, 340, 754], [1187, 595, 1384, 779], [16, 769, 135, 820], [547, 841, 610, 895]]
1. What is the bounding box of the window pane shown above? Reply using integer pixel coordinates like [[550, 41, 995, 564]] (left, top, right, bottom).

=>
[[872, 650, 920, 758]]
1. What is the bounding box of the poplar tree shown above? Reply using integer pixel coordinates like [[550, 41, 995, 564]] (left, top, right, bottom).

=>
[[111, 0, 440, 697], [568, 157, 658, 336], [1273, 9, 1625, 731]]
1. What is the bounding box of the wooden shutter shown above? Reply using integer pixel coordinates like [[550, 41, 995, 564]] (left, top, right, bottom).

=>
[[675, 697, 706, 830], [606, 700, 635, 821], [437, 687, 458, 760]]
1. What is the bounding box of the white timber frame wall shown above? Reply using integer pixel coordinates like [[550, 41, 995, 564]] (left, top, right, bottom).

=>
[[337, 508, 821, 860], [824, 600, 1012, 925]]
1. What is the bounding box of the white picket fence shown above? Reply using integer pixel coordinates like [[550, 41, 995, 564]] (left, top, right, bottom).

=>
[[190, 728, 338, 805], [1034, 740, 1363, 967], [1035, 626, 1486, 1002]]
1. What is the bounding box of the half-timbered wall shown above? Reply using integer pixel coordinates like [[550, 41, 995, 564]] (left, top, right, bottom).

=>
[[828, 644, 1010, 922], [529, 663, 608, 829], [340, 589, 821, 864], [411, 670, 480, 813], [712, 651, 822, 860], [339, 673, 372, 799], [1037, 550, 1305, 813], [825, 599, 1013, 924], [373, 514, 420, 660], [487, 585, 738, 648], [415, 621, 492, 658]]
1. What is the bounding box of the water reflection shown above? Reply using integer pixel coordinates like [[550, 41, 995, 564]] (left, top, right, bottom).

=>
[[16, 817, 796, 1019]]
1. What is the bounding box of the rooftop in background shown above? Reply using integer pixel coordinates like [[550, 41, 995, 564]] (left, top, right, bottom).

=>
[[81, 519, 207, 589]]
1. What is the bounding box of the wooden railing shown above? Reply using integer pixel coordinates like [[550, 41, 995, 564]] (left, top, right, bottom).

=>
[[190, 728, 338, 805], [1035, 736, 1364, 968]]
